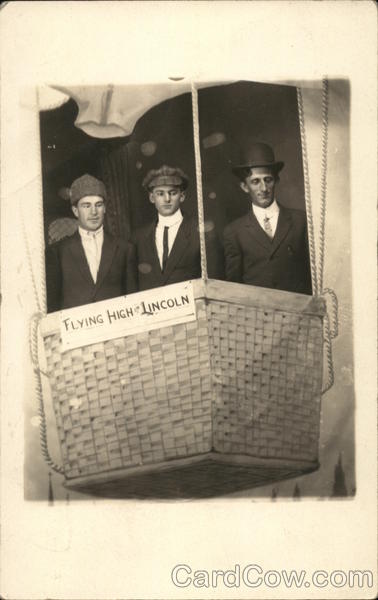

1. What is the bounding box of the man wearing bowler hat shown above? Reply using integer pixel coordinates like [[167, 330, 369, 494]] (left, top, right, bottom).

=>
[[128, 165, 223, 291], [223, 142, 312, 295], [46, 174, 136, 312]]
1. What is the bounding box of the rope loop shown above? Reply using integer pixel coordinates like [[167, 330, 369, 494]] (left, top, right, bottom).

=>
[[29, 312, 50, 377], [322, 313, 335, 394], [30, 312, 64, 475], [322, 287, 339, 339]]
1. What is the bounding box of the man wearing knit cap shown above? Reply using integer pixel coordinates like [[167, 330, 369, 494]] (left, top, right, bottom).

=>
[[223, 142, 312, 295], [128, 165, 222, 291], [46, 174, 136, 312]]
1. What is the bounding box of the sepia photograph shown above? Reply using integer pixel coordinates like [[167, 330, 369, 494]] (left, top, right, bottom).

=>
[[25, 78, 353, 501], [1, 2, 376, 599]]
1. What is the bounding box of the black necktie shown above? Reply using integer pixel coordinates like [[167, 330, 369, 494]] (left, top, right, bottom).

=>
[[162, 226, 169, 271]]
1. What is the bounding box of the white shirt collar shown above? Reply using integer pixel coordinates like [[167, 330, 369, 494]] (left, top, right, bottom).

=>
[[78, 225, 104, 238], [157, 209, 183, 228], [252, 199, 279, 219]]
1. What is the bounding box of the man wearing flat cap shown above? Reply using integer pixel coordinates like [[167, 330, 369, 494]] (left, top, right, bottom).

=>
[[223, 142, 312, 295], [46, 174, 136, 312], [128, 165, 222, 291]]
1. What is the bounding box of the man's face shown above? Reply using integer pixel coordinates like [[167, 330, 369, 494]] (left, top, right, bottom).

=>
[[72, 195, 106, 231], [240, 166, 277, 209], [149, 185, 185, 217]]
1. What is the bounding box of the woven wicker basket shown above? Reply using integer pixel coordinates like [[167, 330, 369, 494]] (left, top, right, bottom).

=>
[[40, 279, 325, 498]]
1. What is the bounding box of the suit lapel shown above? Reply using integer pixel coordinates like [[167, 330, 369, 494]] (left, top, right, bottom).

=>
[[67, 231, 94, 286], [162, 217, 191, 283], [144, 221, 162, 278], [93, 231, 118, 292], [245, 205, 292, 255], [270, 205, 292, 253], [245, 211, 272, 250]]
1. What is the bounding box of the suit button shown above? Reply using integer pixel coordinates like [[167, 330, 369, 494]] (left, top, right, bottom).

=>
[[272, 281, 278, 288]]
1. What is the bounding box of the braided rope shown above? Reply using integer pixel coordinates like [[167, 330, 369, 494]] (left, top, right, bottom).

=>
[[19, 89, 47, 313], [30, 313, 64, 475], [322, 313, 335, 394], [297, 86, 319, 295], [20, 88, 59, 471], [20, 200, 42, 313], [35, 87, 48, 313], [297, 79, 337, 394], [317, 79, 336, 393], [191, 82, 208, 282], [317, 78, 329, 293], [322, 287, 339, 339]]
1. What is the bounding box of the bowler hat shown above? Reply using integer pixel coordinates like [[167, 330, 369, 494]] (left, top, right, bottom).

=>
[[70, 174, 107, 205], [232, 142, 284, 174], [142, 165, 189, 190]]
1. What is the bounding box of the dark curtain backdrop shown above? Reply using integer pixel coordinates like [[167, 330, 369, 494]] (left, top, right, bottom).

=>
[[99, 145, 131, 239], [41, 81, 304, 255], [40, 99, 127, 243], [99, 80, 304, 244], [198, 81, 304, 230]]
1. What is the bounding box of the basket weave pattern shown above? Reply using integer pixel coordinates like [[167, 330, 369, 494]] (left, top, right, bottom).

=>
[[43, 297, 323, 480], [209, 302, 322, 462], [44, 299, 212, 479]]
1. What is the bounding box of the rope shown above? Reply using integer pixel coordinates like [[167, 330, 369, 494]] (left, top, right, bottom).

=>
[[191, 82, 208, 282], [20, 88, 58, 471], [318, 78, 329, 293], [322, 313, 335, 394], [30, 313, 64, 475], [317, 79, 336, 393], [35, 87, 48, 313], [322, 287, 339, 339], [18, 89, 47, 313], [297, 86, 318, 295], [20, 162, 60, 467], [22, 203, 62, 471], [297, 79, 337, 394], [20, 200, 42, 313]]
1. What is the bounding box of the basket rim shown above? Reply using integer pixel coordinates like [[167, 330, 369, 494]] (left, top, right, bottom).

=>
[[40, 278, 325, 337]]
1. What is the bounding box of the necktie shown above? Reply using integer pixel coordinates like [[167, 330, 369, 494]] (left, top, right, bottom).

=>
[[162, 226, 169, 271], [263, 215, 273, 239]]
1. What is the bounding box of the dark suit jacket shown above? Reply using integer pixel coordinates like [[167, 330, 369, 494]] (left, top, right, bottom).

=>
[[128, 215, 224, 291], [223, 205, 312, 295], [46, 230, 137, 312]]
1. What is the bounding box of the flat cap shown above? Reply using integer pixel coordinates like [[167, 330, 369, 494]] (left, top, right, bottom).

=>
[[142, 165, 189, 190], [70, 174, 107, 205]]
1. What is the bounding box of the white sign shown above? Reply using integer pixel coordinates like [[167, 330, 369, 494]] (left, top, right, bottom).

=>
[[60, 281, 196, 351]]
